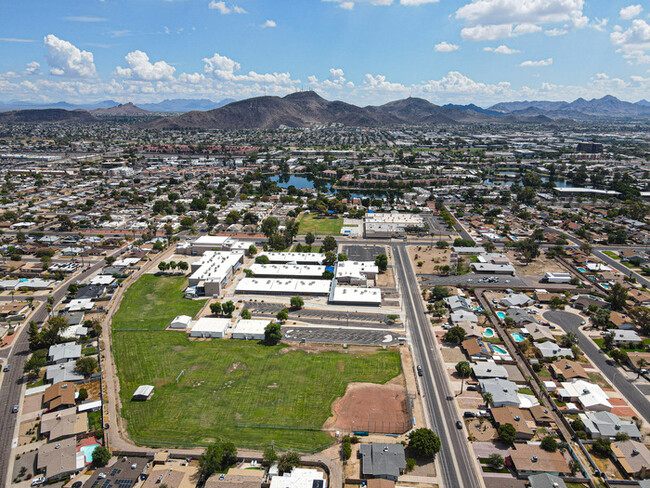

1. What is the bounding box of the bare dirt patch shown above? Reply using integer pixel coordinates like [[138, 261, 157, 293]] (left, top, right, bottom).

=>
[[376, 269, 395, 288], [505, 250, 567, 276], [407, 246, 450, 275], [324, 380, 411, 434]]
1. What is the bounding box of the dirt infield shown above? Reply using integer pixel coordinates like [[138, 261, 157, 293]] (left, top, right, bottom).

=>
[[324, 379, 411, 434]]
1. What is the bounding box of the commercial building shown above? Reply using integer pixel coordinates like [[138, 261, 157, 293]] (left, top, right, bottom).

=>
[[169, 315, 193, 329], [188, 251, 244, 296], [236, 278, 332, 296], [177, 236, 251, 256], [363, 213, 425, 239], [543, 272, 572, 284], [249, 263, 325, 279], [329, 285, 382, 306], [189, 317, 231, 338], [231, 319, 268, 340], [335, 260, 378, 284], [470, 263, 515, 275], [258, 252, 326, 265]]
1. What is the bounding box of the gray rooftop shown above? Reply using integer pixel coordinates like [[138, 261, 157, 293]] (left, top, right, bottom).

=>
[[359, 443, 406, 480]]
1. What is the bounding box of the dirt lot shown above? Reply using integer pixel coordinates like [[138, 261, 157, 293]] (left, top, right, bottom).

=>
[[407, 246, 450, 275], [324, 377, 411, 434], [467, 418, 497, 441], [505, 250, 567, 276], [18, 419, 40, 446], [22, 393, 43, 415], [376, 268, 395, 288]]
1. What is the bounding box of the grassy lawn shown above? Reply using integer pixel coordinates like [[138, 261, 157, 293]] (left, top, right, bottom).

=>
[[88, 410, 102, 432], [298, 214, 343, 236], [112, 276, 401, 452], [112, 275, 206, 331], [603, 251, 620, 260]]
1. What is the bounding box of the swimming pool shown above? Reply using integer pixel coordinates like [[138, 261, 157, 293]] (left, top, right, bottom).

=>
[[496, 311, 506, 320], [577, 267, 587, 273], [80, 444, 99, 464], [490, 344, 508, 355], [484, 328, 495, 338], [512, 333, 525, 343]]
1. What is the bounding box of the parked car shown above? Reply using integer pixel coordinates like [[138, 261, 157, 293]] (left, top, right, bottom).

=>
[[417, 365, 423, 377], [456, 420, 463, 429], [31, 477, 45, 486], [466, 385, 477, 391], [3, 364, 9, 372], [463, 411, 476, 418], [12, 405, 18, 413]]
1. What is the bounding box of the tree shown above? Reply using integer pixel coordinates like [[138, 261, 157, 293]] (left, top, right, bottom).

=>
[[581, 243, 593, 255], [322, 270, 334, 280], [323, 251, 337, 266], [278, 451, 301, 474], [305, 232, 316, 246], [210, 302, 222, 316], [199, 442, 238, 480], [637, 358, 648, 378], [549, 296, 566, 310], [630, 307, 650, 335], [540, 436, 558, 452], [263, 447, 278, 467], [78, 388, 88, 402], [290, 296, 304, 310], [180, 216, 194, 230], [443, 326, 466, 344], [241, 309, 251, 320], [611, 348, 629, 365], [488, 454, 504, 470], [559, 332, 579, 348], [92, 446, 111, 468], [158, 262, 168, 273], [23, 352, 46, 381], [455, 361, 471, 394], [482, 392, 493, 408], [178, 261, 188, 271], [408, 428, 441, 458], [498, 423, 517, 445], [482, 241, 496, 253], [603, 331, 615, 351], [248, 245, 258, 256], [569, 459, 581, 476], [261, 217, 280, 239], [592, 308, 611, 329], [615, 432, 631, 441], [276, 308, 289, 323], [608, 282, 628, 311], [375, 254, 388, 272], [255, 255, 271, 264], [321, 236, 337, 253], [430, 285, 449, 301], [517, 237, 540, 263], [222, 301, 235, 317], [75, 357, 97, 377], [265, 322, 282, 345], [592, 437, 612, 457]]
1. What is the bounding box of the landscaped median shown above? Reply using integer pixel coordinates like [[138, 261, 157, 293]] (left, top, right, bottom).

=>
[[111, 274, 402, 452]]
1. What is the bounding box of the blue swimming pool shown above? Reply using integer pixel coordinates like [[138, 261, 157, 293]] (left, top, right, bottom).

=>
[[512, 333, 525, 343], [490, 344, 508, 355], [577, 267, 587, 273], [80, 444, 99, 464], [484, 328, 495, 338], [496, 311, 506, 320]]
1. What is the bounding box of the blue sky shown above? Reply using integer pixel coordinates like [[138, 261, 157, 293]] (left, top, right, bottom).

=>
[[1, 0, 649, 106]]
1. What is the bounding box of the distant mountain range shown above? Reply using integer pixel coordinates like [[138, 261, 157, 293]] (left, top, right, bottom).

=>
[[0, 98, 235, 113], [489, 95, 650, 119], [143, 91, 560, 130], [1, 93, 649, 127]]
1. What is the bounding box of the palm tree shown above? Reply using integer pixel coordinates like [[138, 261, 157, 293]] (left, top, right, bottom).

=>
[[637, 358, 648, 379], [455, 361, 471, 395], [482, 392, 493, 408]]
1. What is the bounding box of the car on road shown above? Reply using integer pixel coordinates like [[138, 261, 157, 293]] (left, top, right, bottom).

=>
[[31, 477, 45, 486], [417, 365, 423, 376], [3, 364, 9, 372], [456, 421, 463, 429], [12, 404, 19, 413]]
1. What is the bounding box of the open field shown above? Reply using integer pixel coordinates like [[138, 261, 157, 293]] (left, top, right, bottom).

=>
[[112, 274, 206, 331], [298, 214, 343, 235], [112, 276, 401, 451], [407, 245, 450, 275]]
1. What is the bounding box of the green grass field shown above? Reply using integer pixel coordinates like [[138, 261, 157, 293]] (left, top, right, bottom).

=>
[[298, 214, 343, 236], [112, 275, 401, 451], [112, 274, 206, 331]]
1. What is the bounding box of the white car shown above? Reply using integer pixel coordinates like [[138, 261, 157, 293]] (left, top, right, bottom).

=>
[[31, 478, 45, 486]]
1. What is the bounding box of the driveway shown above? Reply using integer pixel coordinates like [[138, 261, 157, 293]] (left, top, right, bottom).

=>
[[543, 310, 650, 422], [282, 326, 403, 346]]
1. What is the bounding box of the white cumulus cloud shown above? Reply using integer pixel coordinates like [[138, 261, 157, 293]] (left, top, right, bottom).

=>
[[434, 41, 460, 52], [520, 57, 553, 67], [114, 50, 176, 81], [261, 20, 277, 28], [610, 19, 650, 63], [208, 1, 246, 14], [483, 44, 520, 54], [620, 4, 643, 20], [44, 34, 97, 78], [323, 0, 438, 9]]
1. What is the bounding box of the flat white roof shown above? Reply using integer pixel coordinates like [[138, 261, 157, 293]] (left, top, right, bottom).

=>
[[193, 235, 231, 246], [330, 285, 381, 305], [190, 317, 231, 333], [249, 264, 325, 278], [260, 252, 326, 264], [232, 319, 269, 335], [236, 278, 332, 295], [190, 251, 243, 283]]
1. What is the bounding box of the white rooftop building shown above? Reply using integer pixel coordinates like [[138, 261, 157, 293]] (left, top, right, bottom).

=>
[[188, 251, 244, 296], [189, 317, 231, 338], [236, 278, 332, 296], [335, 261, 378, 285], [231, 319, 269, 340], [259, 252, 326, 265], [249, 264, 325, 279], [558, 380, 612, 412], [169, 315, 192, 329], [329, 285, 382, 306]]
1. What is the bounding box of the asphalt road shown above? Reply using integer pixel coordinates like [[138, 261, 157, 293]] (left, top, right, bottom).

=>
[[593, 250, 650, 288], [0, 249, 121, 486], [393, 244, 482, 488], [543, 310, 650, 423], [420, 272, 526, 288]]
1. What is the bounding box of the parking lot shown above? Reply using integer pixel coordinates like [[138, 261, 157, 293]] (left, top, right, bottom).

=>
[[282, 326, 404, 346], [342, 244, 386, 262], [244, 301, 393, 327], [420, 273, 527, 288]]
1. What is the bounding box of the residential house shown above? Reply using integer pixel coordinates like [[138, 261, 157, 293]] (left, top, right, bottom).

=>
[[550, 359, 590, 382], [528, 473, 567, 488], [534, 342, 573, 360], [501, 293, 533, 308], [558, 380, 612, 412], [491, 406, 535, 440], [613, 329, 642, 345], [610, 312, 635, 330], [581, 411, 641, 440], [507, 308, 538, 326], [612, 440, 650, 479], [462, 338, 492, 360], [472, 360, 509, 380], [37, 437, 84, 481], [43, 382, 76, 411], [141, 464, 198, 488], [444, 295, 473, 313], [40, 407, 87, 441], [46, 362, 84, 385], [48, 343, 82, 364], [269, 468, 325, 488], [359, 443, 407, 481], [479, 378, 521, 408], [508, 444, 570, 477]]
